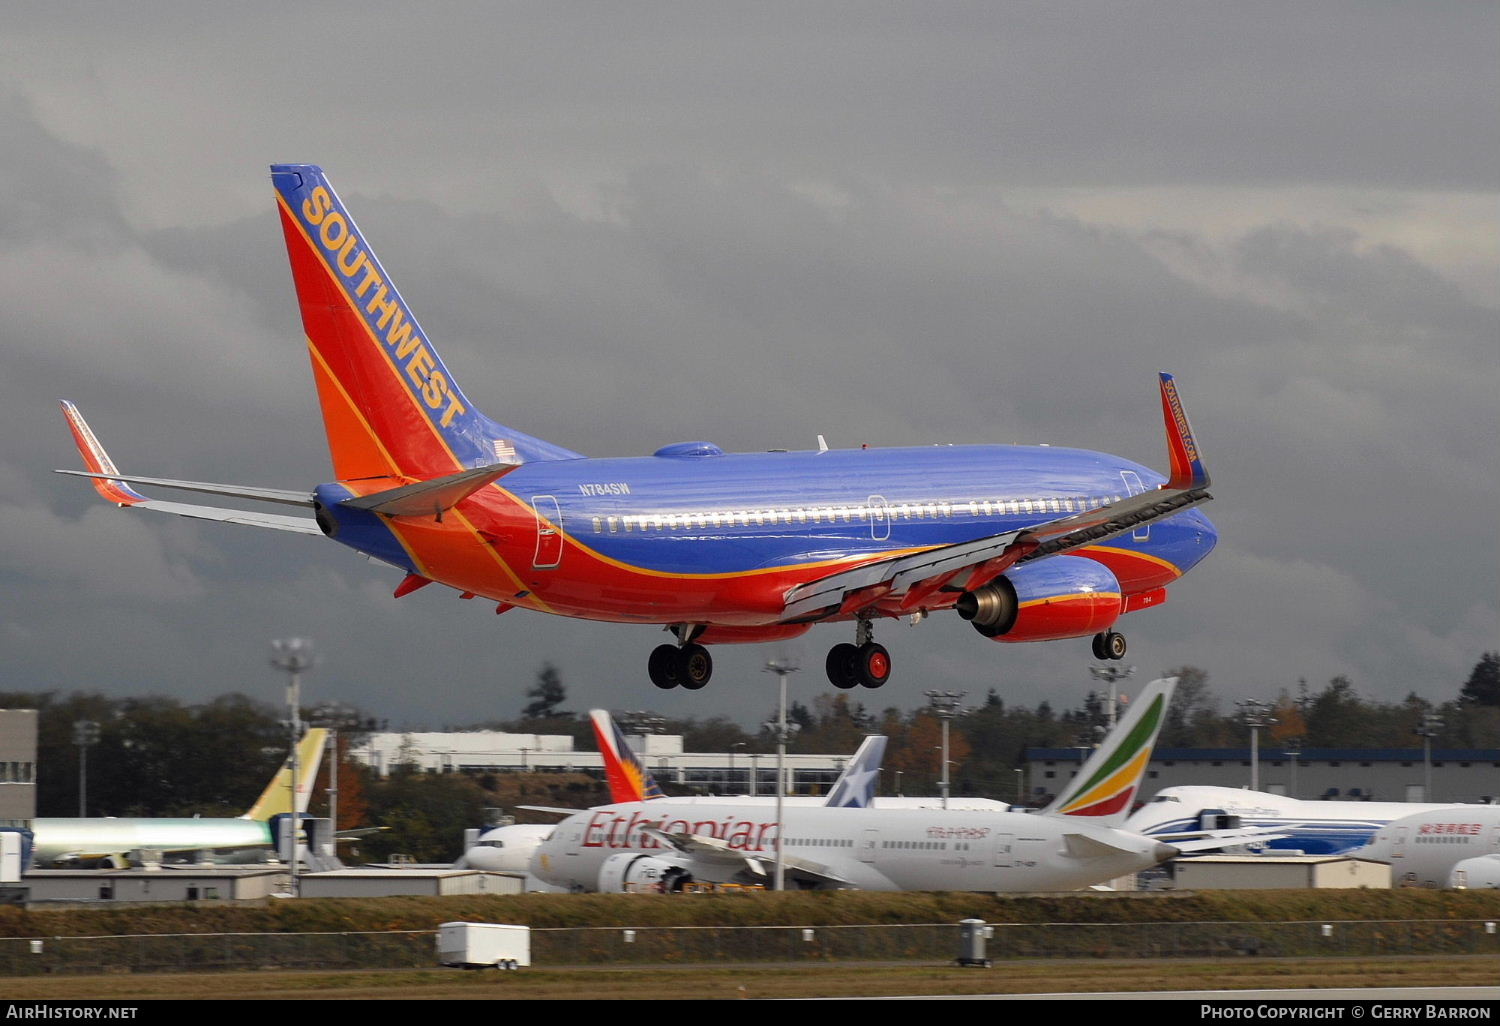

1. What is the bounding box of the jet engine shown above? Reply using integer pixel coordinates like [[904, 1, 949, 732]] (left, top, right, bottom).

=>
[[1450, 854, 1500, 889], [956, 556, 1123, 642], [597, 852, 695, 893]]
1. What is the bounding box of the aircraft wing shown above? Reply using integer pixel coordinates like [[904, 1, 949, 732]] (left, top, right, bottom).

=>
[[780, 373, 1212, 622], [640, 827, 853, 887], [57, 401, 322, 535], [1165, 828, 1291, 853], [516, 805, 587, 817]]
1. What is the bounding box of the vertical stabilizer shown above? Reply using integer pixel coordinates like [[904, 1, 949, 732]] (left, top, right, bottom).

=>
[[590, 710, 666, 803], [244, 727, 329, 821], [270, 164, 581, 480], [822, 735, 886, 808], [1039, 677, 1176, 827]]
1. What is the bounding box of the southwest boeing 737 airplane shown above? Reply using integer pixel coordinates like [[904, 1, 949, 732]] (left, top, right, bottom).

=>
[[59, 165, 1217, 691]]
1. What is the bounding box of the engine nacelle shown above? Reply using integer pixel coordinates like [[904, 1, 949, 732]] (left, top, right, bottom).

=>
[[1450, 854, 1500, 889], [957, 556, 1123, 642], [597, 852, 695, 893]]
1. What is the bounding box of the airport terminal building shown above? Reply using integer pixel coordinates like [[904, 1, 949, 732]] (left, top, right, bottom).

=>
[[350, 729, 854, 796], [354, 729, 1498, 807]]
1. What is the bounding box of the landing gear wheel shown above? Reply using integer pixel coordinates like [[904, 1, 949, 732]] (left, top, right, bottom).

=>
[[856, 642, 891, 688], [678, 643, 713, 690], [1091, 632, 1109, 660], [826, 643, 860, 689], [648, 644, 681, 689], [1104, 631, 1127, 660]]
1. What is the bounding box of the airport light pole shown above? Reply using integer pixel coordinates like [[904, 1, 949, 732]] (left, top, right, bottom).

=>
[[763, 659, 799, 891], [1088, 665, 1135, 729], [270, 638, 314, 897], [1282, 737, 1302, 800], [1235, 698, 1278, 792], [729, 742, 745, 794], [72, 720, 99, 817], [1413, 713, 1444, 802], [924, 690, 966, 810]]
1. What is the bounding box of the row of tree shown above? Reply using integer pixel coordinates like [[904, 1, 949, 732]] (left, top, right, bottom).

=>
[[498, 654, 1500, 799]]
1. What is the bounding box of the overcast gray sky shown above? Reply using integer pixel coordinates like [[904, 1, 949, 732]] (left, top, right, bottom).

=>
[[2, 2, 1495, 729]]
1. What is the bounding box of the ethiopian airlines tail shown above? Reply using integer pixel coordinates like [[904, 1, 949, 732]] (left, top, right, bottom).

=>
[[269, 164, 581, 480], [1038, 676, 1175, 828], [243, 727, 329, 821]]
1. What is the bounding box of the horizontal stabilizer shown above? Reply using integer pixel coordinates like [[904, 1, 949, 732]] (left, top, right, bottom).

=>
[[338, 463, 519, 518], [1062, 832, 1142, 859]]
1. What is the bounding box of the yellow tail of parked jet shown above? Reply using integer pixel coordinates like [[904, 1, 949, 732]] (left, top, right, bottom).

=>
[[244, 727, 329, 821]]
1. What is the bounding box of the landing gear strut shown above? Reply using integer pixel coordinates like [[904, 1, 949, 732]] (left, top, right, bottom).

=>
[[825, 616, 891, 689], [649, 642, 713, 690], [1091, 631, 1128, 661]]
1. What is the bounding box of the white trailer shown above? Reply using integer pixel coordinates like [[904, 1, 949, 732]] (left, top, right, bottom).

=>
[[436, 922, 531, 970]]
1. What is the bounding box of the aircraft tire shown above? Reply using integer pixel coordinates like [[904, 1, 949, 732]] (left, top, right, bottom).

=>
[[678, 644, 713, 689], [1091, 632, 1109, 660], [826, 643, 860, 689], [648, 644, 682, 689], [856, 642, 891, 688], [1105, 631, 1127, 660]]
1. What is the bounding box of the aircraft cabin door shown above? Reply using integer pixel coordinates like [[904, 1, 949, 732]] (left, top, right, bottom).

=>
[[993, 833, 1015, 868], [859, 829, 879, 864], [1120, 470, 1150, 541], [531, 495, 564, 570], [868, 495, 890, 541]]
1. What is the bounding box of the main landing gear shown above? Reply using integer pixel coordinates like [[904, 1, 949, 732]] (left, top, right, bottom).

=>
[[825, 617, 891, 690], [649, 642, 713, 690], [1091, 631, 1128, 661]]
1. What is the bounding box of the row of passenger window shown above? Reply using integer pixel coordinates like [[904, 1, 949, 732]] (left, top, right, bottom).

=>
[[588, 495, 1125, 535]]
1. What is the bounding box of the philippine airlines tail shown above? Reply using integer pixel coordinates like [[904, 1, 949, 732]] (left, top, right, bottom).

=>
[[589, 708, 886, 808], [590, 709, 668, 803], [270, 164, 581, 481], [1039, 677, 1175, 828], [243, 727, 329, 821]]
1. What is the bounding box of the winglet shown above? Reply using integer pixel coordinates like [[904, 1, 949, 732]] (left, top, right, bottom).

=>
[[59, 401, 147, 507], [1158, 373, 1210, 490], [590, 709, 666, 802], [1039, 676, 1176, 827]]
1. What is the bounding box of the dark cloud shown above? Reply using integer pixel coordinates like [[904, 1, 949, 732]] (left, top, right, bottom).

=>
[[1, 5, 1494, 728]]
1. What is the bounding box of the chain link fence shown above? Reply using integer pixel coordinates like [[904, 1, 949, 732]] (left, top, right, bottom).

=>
[[0, 920, 1494, 975]]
